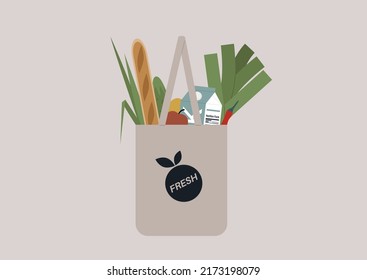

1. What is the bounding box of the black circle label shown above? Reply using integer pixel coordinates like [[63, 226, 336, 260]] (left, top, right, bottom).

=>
[[165, 165, 202, 202]]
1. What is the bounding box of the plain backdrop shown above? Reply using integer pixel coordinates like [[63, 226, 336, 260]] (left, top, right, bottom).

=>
[[0, 0, 366, 259]]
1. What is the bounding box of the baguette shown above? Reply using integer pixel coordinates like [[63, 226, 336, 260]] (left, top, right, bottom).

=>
[[132, 40, 159, 124]]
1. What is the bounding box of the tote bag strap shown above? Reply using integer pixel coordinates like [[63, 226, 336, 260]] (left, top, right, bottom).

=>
[[159, 36, 202, 125]]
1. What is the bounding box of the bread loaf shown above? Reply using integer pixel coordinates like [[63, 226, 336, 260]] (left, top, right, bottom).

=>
[[132, 40, 159, 125]]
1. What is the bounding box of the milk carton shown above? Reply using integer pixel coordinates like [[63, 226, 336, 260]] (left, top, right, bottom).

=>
[[180, 86, 222, 125]]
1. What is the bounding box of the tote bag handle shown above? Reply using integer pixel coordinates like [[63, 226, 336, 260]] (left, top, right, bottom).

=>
[[159, 37, 202, 126]]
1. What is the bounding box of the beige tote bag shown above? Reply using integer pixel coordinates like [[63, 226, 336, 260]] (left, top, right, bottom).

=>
[[136, 37, 227, 235]]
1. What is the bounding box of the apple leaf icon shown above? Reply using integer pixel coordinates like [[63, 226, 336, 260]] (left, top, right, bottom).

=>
[[156, 157, 175, 168], [174, 151, 182, 165], [156, 151, 182, 167]]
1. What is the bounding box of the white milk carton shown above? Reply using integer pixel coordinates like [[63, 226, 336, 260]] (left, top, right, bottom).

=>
[[180, 86, 222, 125], [203, 93, 222, 125]]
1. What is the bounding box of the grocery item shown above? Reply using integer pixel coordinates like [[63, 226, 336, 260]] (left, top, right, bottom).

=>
[[169, 98, 181, 112], [166, 109, 188, 125], [132, 39, 159, 124], [203, 92, 222, 125], [221, 44, 236, 103], [153, 76, 166, 116], [205, 43, 271, 122], [221, 101, 238, 125], [180, 86, 222, 125], [112, 38, 271, 138], [112, 40, 145, 140]]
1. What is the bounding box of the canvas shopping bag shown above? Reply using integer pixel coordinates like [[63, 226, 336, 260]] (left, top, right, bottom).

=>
[[136, 37, 227, 235]]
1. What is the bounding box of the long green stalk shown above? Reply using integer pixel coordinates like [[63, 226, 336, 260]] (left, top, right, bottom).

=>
[[235, 44, 254, 73], [153, 77, 166, 116], [225, 70, 272, 114], [111, 39, 144, 124], [120, 100, 138, 140], [221, 44, 236, 103], [204, 53, 223, 104], [233, 57, 264, 94]]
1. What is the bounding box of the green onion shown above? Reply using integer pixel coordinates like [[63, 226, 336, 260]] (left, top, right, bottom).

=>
[[233, 57, 264, 94], [235, 44, 254, 73], [120, 100, 138, 140], [225, 70, 272, 115], [111, 39, 144, 125], [205, 42, 271, 122], [221, 44, 236, 103], [204, 53, 223, 104]]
